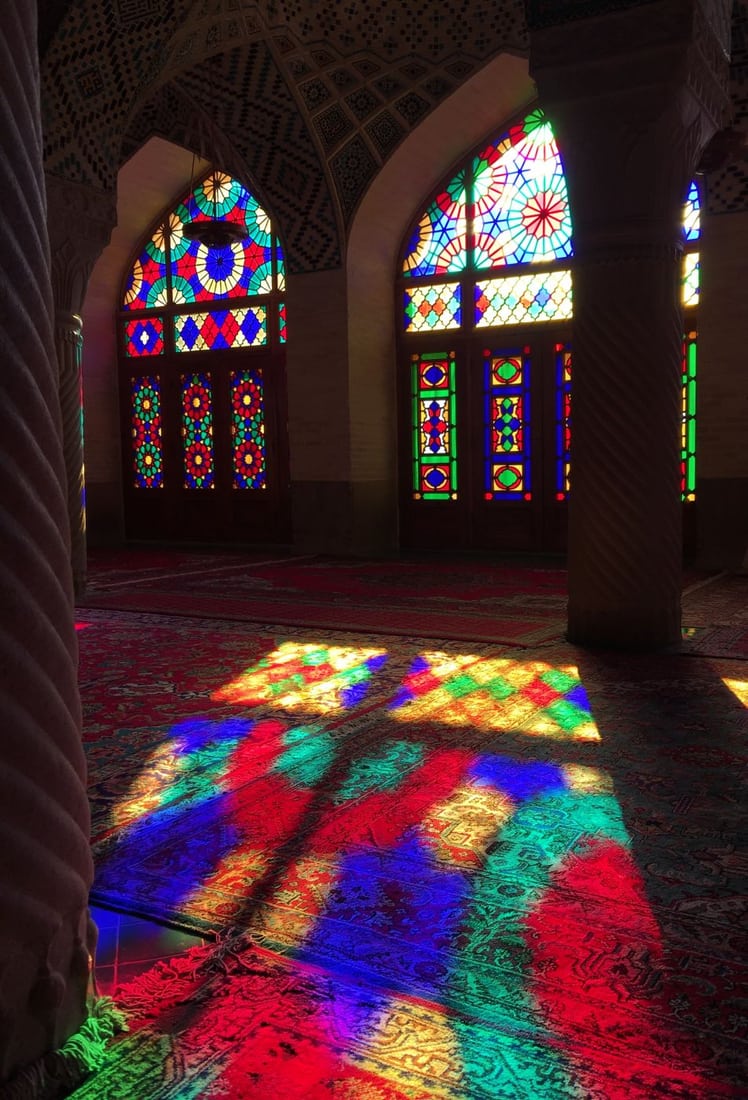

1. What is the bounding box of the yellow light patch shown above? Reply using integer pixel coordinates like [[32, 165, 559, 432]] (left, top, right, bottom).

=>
[[356, 995, 464, 1093], [419, 782, 514, 868], [562, 763, 614, 794], [723, 678, 748, 706], [110, 740, 186, 829]]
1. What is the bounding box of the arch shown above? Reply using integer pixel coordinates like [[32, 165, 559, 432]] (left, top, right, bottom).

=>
[[344, 53, 535, 545], [389, 105, 702, 552]]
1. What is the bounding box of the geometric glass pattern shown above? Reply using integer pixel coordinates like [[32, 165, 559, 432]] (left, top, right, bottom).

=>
[[682, 179, 701, 243], [131, 377, 163, 489], [681, 331, 697, 502], [682, 252, 699, 308], [279, 303, 287, 344], [473, 108, 572, 269], [475, 270, 573, 327], [402, 170, 468, 277], [123, 228, 168, 311], [181, 373, 215, 490], [231, 369, 266, 489], [554, 343, 572, 500], [412, 351, 457, 500], [483, 347, 532, 500], [169, 173, 275, 301], [404, 283, 462, 332], [174, 307, 268, 352], [124, 316, 164, 357]]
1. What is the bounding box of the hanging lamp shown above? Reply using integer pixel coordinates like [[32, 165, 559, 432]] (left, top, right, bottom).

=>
[[182, 168, 249, 248]]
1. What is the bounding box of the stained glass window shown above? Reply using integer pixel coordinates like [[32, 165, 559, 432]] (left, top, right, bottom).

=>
[[231, 369, 266, 489], [681, 331, 697, 501], [401, 107, 701, 517], [174, 307, 268, 352], [404, 283, 462, 332], [683, 180, 701, 243], [124, 317, 164, 357], [473, 109, 572, 269], [120, 169, 284, 499], [402, 171, 468, 277], [181, 373, 215, 489], [412, 351, 457, 500], [475, 270, 573, 327], [121, 171, 284, 322], [123, 228, 168, 311], [131, 377, 163, 489], [554, 343, 572, 500], [484, 348, 532, 500]]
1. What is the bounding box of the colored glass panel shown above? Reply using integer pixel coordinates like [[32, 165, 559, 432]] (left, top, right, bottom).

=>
[[473, 109, 572, 269], [131, 377, 163, 489], [402, 170, 468, 277], [475, 269, 573, 326], [412, 351, 457, 500], [275, 235, 286, 292], [682, 252, 699, 307], [123, 227, 169, 310], [484, 348, 532, 500], [124, 316, 164, 357], [681, 332, 697, 501], [554, 343, 572, 500], [181, 373, 215, 489], [170, 173, 275, 300], [404, 283, 462, 332], [279, 302, 287, 344], [174, 307, 267, 352], [683, 179, 701, 242], [231, 369, 266, 489]]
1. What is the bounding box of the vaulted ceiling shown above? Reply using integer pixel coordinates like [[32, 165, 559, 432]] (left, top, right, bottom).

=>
[[38, 0, 530, 269], [37, 1, 748, 274]]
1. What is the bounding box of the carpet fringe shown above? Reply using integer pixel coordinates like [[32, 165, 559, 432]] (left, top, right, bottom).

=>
[[0, 998, 128, 1100]]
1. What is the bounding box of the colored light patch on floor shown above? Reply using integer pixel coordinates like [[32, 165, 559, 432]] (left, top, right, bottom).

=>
[[417, 781, 514, 868], [723, 677, 748, 706], [108, 717, 250, 831], [212, 641, 389, 712], [389, 655, 599, 740]]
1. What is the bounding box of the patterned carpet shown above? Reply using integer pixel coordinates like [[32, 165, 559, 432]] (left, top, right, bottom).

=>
[[74, 601, 748, 1098], [80, 550, 572, 645]]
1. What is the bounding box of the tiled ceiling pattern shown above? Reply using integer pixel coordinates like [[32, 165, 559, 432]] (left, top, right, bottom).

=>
[[124, 45, 343, 271], [39, 0, 747, 274], [41, 0, 528, 271], [706, 0, 748, 214]]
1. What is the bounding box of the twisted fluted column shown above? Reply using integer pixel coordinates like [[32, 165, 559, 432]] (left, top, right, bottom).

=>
[[527, 0, 731, 648], [0, 1, 93, 1080], [55, 312, 86, 599], [46, 178, 115, 600]]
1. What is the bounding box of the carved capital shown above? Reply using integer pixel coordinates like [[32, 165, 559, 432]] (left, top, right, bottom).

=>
[[45, 174, 117, 314]]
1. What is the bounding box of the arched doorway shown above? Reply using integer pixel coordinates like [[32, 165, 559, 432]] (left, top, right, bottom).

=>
[[397, 109, 700, 554], [118, 169, 289, 544]]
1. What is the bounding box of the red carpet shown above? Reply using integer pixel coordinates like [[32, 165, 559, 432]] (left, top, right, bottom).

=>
[[81, 551, 569, 646]]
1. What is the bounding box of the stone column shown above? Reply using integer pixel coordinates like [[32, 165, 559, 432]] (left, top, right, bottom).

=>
[[46, 177, 116, 598], [0, 1, 94, 1081], [526, 0, 731, 648]]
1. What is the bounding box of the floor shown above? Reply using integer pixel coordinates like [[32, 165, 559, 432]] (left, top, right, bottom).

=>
[[70, 554, 748, 1099], [91, 905, 207, 997]]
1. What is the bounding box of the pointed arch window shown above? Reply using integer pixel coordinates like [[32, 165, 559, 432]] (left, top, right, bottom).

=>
[[398, 108, 700, 543], [120, 171, 285, 494]]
